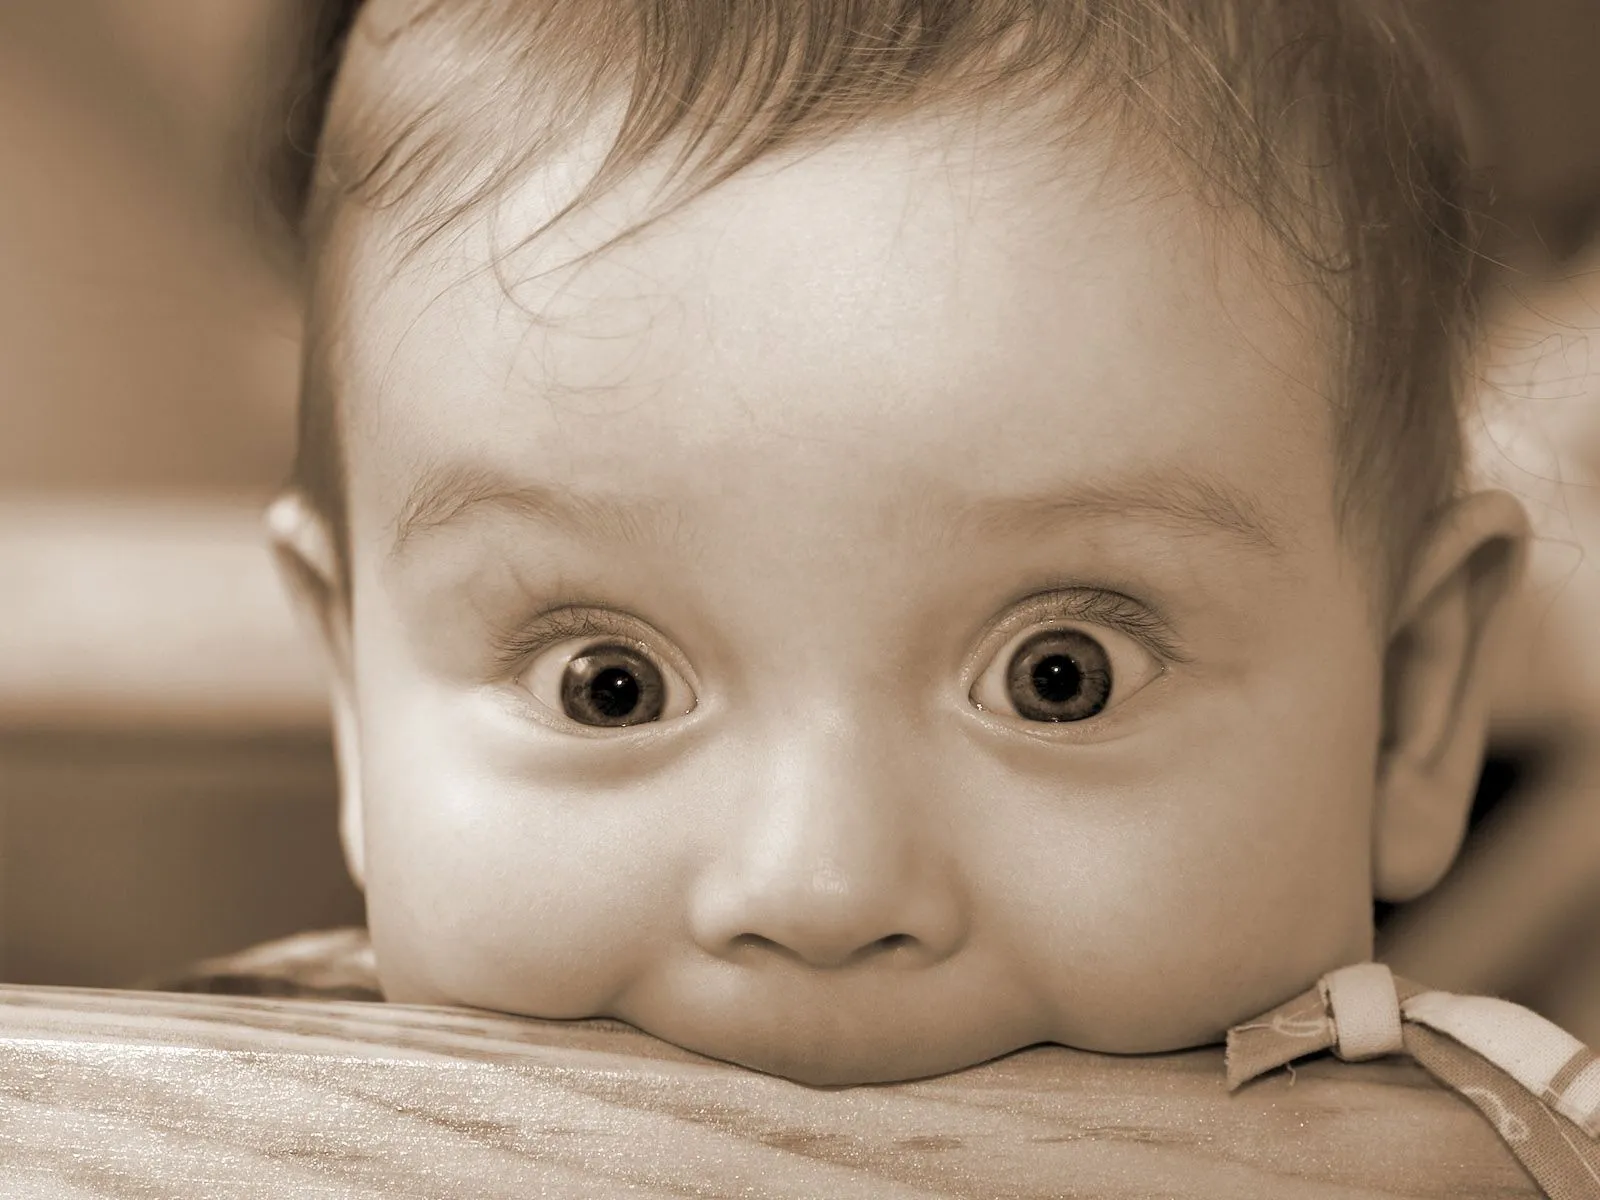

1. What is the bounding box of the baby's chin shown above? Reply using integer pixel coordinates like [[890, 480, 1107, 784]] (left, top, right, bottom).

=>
[[604, 989, 1060, 1087], [403, 986, 1228, 1085], [373, 939, 1285, 1085], [615, 1009, 1230, 1086], [383, 971, 1238, 1086], [633, 1013, 1039, 1087]]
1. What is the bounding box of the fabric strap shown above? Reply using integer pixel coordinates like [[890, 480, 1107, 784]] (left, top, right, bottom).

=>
[[1228, 963, 1600, 1199]]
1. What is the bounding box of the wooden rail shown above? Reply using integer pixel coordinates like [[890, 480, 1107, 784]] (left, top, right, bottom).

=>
[[0, 984, 1540, 1198]]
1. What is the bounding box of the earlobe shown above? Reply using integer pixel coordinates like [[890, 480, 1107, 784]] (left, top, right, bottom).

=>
[[330, 691, 367, 892], [1373, 489, 1530, 902], [264, 491, 367, 890]]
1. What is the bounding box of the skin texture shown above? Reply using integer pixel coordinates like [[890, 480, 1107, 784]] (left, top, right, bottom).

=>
[[273, 106, 1530, 1086]]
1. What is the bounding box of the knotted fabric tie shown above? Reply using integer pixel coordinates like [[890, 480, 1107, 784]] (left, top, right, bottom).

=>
[[1227, 963, 1600, 1199]]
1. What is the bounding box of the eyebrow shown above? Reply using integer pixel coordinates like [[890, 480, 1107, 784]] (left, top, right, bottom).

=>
[[390, 463, 687, 560], [941, 467, 1286, 554], [389, 460, 1286, 563]]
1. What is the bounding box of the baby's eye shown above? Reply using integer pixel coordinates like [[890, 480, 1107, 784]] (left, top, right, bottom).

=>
[[969, 622, 1162, 725], [514, 620, 694, 729]]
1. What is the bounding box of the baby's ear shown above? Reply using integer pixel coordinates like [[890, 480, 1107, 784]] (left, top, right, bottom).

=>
[[265, 491, 366, 891], [1372, 489, 1530, 902]]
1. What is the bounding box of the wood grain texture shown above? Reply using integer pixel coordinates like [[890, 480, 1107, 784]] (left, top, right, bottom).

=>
[[0, 984, 1540, 1199]]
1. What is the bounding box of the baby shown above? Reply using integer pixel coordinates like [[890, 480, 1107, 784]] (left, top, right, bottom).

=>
[[249, 0, 1529, 1093]]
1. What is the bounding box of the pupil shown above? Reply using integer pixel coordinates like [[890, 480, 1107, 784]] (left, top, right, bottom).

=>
[[1031, 655, 1083, 703], [589, 667, 640, 718]]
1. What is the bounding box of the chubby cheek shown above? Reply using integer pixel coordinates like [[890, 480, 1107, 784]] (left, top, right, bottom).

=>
[[355, 692, 677, 1018], [1022, 662, 1382, 1051]]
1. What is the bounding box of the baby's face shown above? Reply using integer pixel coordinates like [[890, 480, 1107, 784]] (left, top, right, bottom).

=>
[[330, 117, 1382, 1084]]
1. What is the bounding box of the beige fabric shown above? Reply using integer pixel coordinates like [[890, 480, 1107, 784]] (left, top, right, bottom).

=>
[[1562, 1057, 1600, 1138], [1324, 963, 1405, 1061], [1406, 990, 1600, 1137], [148, 927, 382, 1001], [1229, 965, 1600, 1200], [1406, 992, 1587, 1092]]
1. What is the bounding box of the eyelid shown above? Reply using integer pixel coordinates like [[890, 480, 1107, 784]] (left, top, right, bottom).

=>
[[976, 588, 1188, 668], [491, 606, 665, 671]]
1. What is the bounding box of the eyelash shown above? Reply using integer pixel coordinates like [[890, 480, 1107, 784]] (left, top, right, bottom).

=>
[[997, 589, 1189, 666], [489, 606, 641, 672], [488, 589, 1187, 676]]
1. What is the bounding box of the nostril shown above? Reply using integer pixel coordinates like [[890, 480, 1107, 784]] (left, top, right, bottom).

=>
[[726, 931, 918, 967], [841, 932, 920, 965], [729, 932, 793, 959]]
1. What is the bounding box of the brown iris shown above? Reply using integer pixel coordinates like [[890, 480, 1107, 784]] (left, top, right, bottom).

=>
[[559, 644, 667, 726], [1004, 628, 1112, 722]]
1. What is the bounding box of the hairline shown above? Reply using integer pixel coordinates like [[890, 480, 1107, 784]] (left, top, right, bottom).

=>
[[293, 0, 1477, 629]]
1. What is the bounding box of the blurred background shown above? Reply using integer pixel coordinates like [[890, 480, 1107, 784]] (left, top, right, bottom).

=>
[[0, 0, 361, 992], [0, 0, 1597, 1043]]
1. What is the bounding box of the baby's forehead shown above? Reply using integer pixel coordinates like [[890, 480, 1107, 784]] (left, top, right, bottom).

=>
[[328, 114, 1334, 567], [344, 119, 1316, 397]]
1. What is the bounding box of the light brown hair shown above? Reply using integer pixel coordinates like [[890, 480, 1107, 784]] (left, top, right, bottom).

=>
[[277, 0, 1482, 610]]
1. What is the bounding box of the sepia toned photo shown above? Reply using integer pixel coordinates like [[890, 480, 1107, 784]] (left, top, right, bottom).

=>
[[2, 1, 1599, 1195]]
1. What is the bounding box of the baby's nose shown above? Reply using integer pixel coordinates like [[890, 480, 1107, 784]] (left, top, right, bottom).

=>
[[693, 854, 967, 971], [687, 725, 967, 971]]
